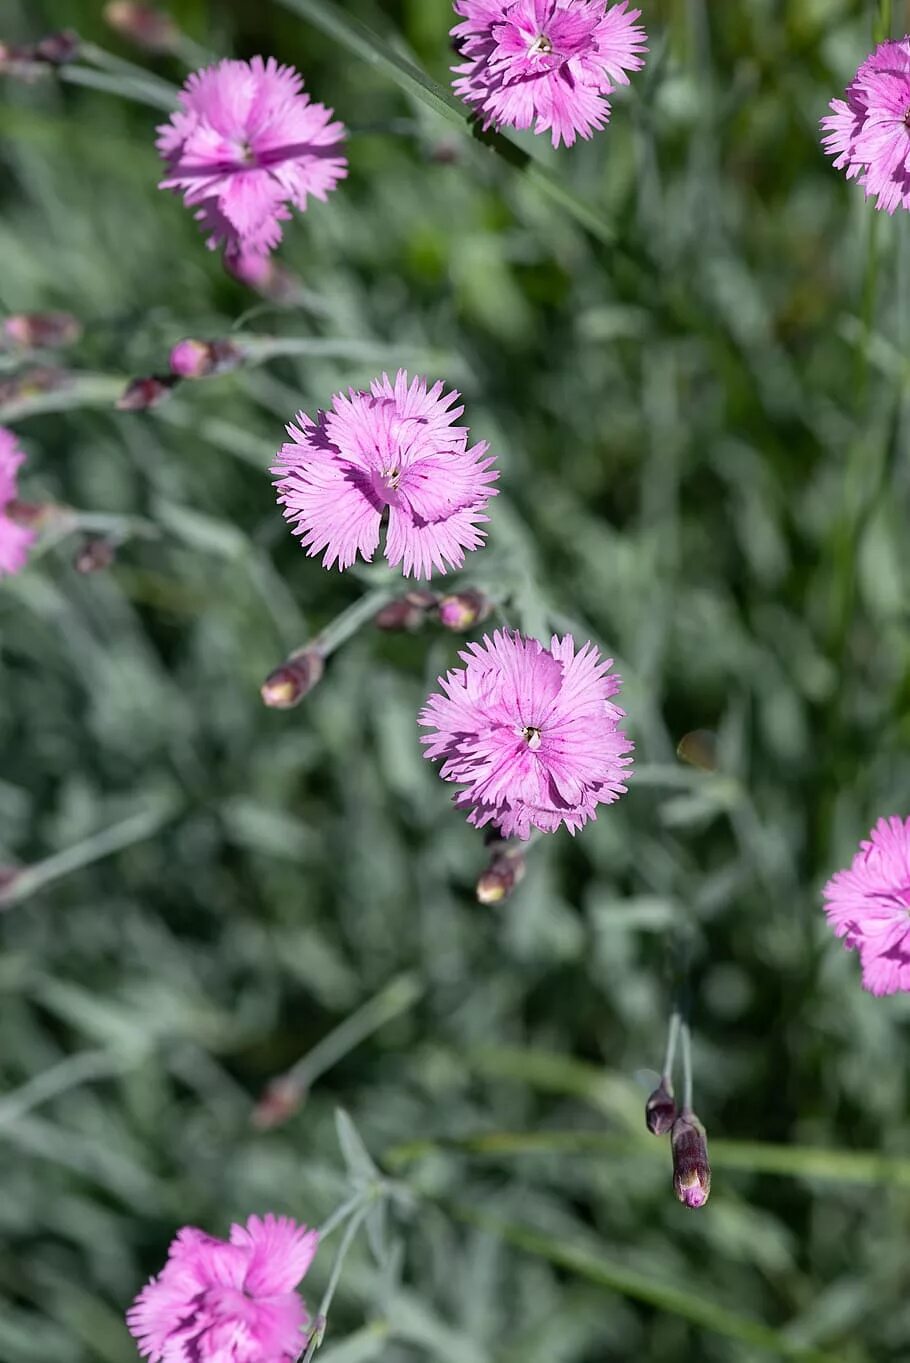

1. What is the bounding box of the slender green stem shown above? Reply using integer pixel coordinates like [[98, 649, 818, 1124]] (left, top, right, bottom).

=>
[[77, 42, 179, 100], [282, 973, 422, 1095], [317, 1185, 382, 1242], [662, 1011, 681, 1086], [0, 795, 181, 907], [303, 588, 395, 660], [0, 373, 126, 423], [237, 336, 460, 373], [874, 0, 893, 42], [303, 1205, 372, 1362], [680, 1020, 694, 1111], [58, 63, 177, 111]]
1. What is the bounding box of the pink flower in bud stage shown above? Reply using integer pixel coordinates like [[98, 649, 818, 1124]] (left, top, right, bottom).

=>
[[127, 1214, 318, 1363], [158, 57, 347, 258], [452, 0, 647, 148], [0, 427, 35, 577], [420, 629, 633, 839], [822, 39, 910, 213], [273, 371, 498, 580], [823, 816, 910, 996]]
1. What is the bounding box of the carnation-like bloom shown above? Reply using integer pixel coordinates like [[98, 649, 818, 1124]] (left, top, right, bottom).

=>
[[451, 0, 647, 148], [420, 630, 633, 838], [821, 39, 910, 213], [823, 816, 910, 996], [273, 371, 498, 579], [0, 426, 34, 577], [158, 56, 347, 257], [127, 1214, 318, 1363]]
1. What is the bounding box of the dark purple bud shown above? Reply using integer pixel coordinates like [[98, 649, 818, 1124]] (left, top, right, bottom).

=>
[[5, 499, 61, 531], [438, 590, 492, 632], [645, 1079, 677, 1136], [73, 537, 116, 574], [169, 337, 243, 380], [116, 375, 175, 412], [429, 140, 461, 165], [34, 30, 80, 64], [103, 2, 180, 52], [476, 849, 526, 905], [374, 590, 438, 633], [671, 1111, 711, 1209], [2, 312, 82, 350], [260, 650, 324, 709]]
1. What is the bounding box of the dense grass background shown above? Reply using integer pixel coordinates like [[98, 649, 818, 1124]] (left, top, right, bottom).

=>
[[1, 0, 910, 1359]]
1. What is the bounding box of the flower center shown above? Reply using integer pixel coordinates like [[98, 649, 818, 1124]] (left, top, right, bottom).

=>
[[236, 138, 256, 166], [528, 33, 553, 56], [521, 726, 542, 751], [379, 466, 401, 491]]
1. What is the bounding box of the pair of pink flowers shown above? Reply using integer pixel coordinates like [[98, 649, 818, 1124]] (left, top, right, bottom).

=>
[[272, 373, 633, 839], [0, 427, 33, 578], [158, 3, 650, 268]]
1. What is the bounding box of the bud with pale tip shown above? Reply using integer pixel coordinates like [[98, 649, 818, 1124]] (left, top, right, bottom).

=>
[[671, 1110, 711, 1209]]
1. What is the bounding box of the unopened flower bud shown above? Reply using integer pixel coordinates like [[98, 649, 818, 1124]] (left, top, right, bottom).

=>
[[2, 312, 82, 350], [261, 650, 324, 709], [103, 2, 180, 52], [168, 337, 243, 380], [74, 536, 116, 574], [34, 30, 80, 64], [224, 245, 298, 302], [251, 1076, 305, 1130], [671, 1111, 711, 1209], [5, 499, 61, 531], [645, 1079, 677, 1136], [374, 590, 438, 633], [476, 849, 526, 905], [116, 375, 175, 411], [0, 866, 20, 904], [429, 140, 461, 165], [438, 590, 492, 632]]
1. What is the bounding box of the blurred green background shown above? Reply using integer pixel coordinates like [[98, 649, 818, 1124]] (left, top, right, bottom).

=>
[[1, 0, 910, 1359]]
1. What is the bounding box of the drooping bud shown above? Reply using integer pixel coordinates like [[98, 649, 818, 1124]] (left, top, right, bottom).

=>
[[260, 650, 324, 709], [671, 1111, 711, 1209], [103, 2, 180, 53], [73, 536, 116, 574], [168, 337, 243, 380], [645, 1079, 677, 1136], [476, 848, 526, 905], [115, 374, 175, 411], [374, 590, 438, 633], [438, 590, 492, 632], [34, 30, 81, 64], [677, 730, 719, 773], [251, 1076, 305, 1130], [2, 312, 82, 351]]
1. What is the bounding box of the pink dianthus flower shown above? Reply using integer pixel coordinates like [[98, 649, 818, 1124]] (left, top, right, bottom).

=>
[[273, 371, 498, 579], [821, 38, 910, 213], [0, 426, 34, 577], [420, 629, 633, 838], [157, 56, 347, 257], [451, 0, 647, 148], [823, 816, 910, 996], [127, 1214, 318, 1363]]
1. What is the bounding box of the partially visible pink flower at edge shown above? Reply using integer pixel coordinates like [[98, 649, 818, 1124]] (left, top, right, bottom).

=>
[[157, 56, 347, 257], [823, 816, 910, 996], [451, 0, 648, 148], [420, 629, 633, 839], [127, 1213, 318, 1363], [821, 38, 910, 213], [273, 370, 499, 580], [0, 426, 35, 578]]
